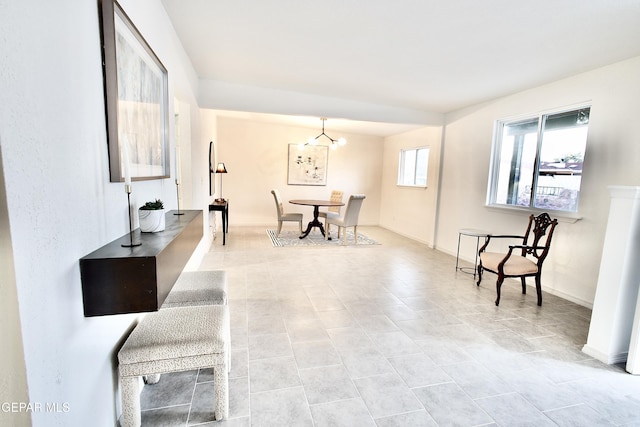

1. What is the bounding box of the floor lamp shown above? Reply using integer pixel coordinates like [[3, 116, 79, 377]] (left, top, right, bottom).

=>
[[215, 163, 228, 202]]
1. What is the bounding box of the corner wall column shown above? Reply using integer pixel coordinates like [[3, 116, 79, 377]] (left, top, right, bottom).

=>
[[583, 186, 640, 367]]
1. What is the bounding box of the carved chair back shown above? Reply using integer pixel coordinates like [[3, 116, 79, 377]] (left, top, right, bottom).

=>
[[521, 213, 558, 265]]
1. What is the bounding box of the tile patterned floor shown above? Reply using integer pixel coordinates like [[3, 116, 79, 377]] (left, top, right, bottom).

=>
[[138, 226, 640, 426]]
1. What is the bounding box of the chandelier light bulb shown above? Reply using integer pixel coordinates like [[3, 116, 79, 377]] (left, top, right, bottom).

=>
[[302, 118, 346, 149]]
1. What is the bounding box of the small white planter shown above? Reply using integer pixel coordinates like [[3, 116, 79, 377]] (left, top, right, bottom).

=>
[[138, 209, 165, 233]]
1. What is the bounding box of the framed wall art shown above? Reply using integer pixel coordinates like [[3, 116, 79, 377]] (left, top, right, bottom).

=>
[[287, 144, 329, 186], [100, 0, 170, 182]]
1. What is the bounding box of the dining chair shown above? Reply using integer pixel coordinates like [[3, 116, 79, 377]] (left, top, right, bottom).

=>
[[477, 212, 558, 306], [270, 189, 303, 236], [325, 194, 366, 245], [318, 190, 344, 227]]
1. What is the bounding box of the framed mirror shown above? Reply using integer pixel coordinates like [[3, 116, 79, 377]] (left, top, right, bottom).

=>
[[209, 141, 215, 196]]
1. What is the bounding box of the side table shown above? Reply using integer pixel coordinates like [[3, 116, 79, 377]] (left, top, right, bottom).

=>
[[209, 200, 229, 245], [455, 228, 490, 279]]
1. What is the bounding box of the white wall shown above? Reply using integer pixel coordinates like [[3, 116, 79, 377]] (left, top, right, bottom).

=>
[[0, 147, 30, 426], [0, 0, 202, 424], [379, 127, 443, 246], [212, 115, 384, 227], [436, 56, 640, 307], [200, 109, 220, 240]]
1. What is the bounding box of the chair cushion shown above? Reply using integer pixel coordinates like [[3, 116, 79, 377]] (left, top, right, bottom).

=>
[[318, 211, 339, 219], [282, 213, 303, 221], [480, 252, 539, 276]]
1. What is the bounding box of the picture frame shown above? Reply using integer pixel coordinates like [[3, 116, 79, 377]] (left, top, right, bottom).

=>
[[100, 0, 170, 182], [209, 141, 215, 196], [287, 144, 329, 186]]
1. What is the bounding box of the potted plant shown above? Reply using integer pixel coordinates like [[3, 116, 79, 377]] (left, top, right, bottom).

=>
[[138, 199, 165, 233]]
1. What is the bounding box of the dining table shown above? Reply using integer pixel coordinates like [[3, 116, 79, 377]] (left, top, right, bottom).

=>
[[289, 199, 345, 239]]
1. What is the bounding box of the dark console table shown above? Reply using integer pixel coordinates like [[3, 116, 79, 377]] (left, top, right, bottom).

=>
[[209, 200, 228, 245], [79, 210, 203, 317]]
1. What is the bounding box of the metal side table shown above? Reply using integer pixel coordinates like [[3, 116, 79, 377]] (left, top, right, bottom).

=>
[[455, 228, 490, 279]]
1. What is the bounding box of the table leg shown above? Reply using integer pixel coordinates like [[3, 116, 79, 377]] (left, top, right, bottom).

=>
[[222, 207, 226, 245], [455, 232, 462, 272], [472, 236, 480, 279], [299, 205, 325, 239]]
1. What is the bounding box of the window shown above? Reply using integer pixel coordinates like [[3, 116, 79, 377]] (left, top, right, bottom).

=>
[[398, 147, 429, 187], [488, 106, 590, 213]]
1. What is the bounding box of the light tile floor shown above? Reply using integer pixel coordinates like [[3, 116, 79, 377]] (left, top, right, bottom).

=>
[[138, 226, 640, 426]]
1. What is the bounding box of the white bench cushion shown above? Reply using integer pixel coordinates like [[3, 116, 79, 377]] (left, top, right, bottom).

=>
[[119, 305, 228, 372], [162, 270, 227, 308]]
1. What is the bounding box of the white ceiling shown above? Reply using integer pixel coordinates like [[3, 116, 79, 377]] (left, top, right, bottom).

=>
[[161, 0, 640, 134]]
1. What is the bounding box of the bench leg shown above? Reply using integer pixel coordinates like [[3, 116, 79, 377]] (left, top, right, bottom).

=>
[[214, 363, 229, 420], [120, 376, 141, 427], [144, 374, 161, 384]]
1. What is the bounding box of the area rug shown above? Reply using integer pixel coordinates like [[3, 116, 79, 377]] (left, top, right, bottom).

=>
[[267, 229, 380, 247]]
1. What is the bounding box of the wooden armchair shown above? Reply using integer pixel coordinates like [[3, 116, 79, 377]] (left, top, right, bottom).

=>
[[477, 213, 558, 306]]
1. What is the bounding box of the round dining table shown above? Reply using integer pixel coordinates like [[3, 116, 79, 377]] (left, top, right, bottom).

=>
[[289, 199, 345, 239]]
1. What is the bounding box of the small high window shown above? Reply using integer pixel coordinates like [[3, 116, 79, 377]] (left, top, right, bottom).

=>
[[398, 147, 429, 187], [487, 106, 590, 213]]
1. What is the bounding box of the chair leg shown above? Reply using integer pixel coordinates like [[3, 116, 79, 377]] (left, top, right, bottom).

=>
[[535, 274, 542, 306], [495, 276, 504, 306], [276, 221, 282, 236], [521, 277, 527, 294], [325, 223, 330, 240], [353, 225, 358, 244], [299, 220, 302, 234], [343, 227, 347, 245]]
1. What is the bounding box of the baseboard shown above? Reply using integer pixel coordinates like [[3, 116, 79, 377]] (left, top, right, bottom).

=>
[[544, 287, 592, 309], [582, 344, 628, 365], [378, 225, 434, 248]]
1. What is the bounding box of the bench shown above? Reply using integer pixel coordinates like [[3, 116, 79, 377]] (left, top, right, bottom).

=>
[[144, 270, 229, 386], [118, 305, 229, 426]]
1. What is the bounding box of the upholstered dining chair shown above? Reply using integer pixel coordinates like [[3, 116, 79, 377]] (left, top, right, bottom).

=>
[[270, 189, 303, 236], [477, 212, 558, 306], [318, 190, 344, 227], [325, 194, 366, 245]]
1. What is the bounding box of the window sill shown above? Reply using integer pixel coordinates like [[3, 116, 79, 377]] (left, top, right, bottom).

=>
[[397, 184, 428, 189], [485, 204, 582, 223]]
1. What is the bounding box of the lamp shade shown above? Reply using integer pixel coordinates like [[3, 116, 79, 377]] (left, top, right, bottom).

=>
[[215, 163, 228, 173]]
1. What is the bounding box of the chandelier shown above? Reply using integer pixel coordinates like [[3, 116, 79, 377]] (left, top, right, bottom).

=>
[[298, 118, 347, 151]]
